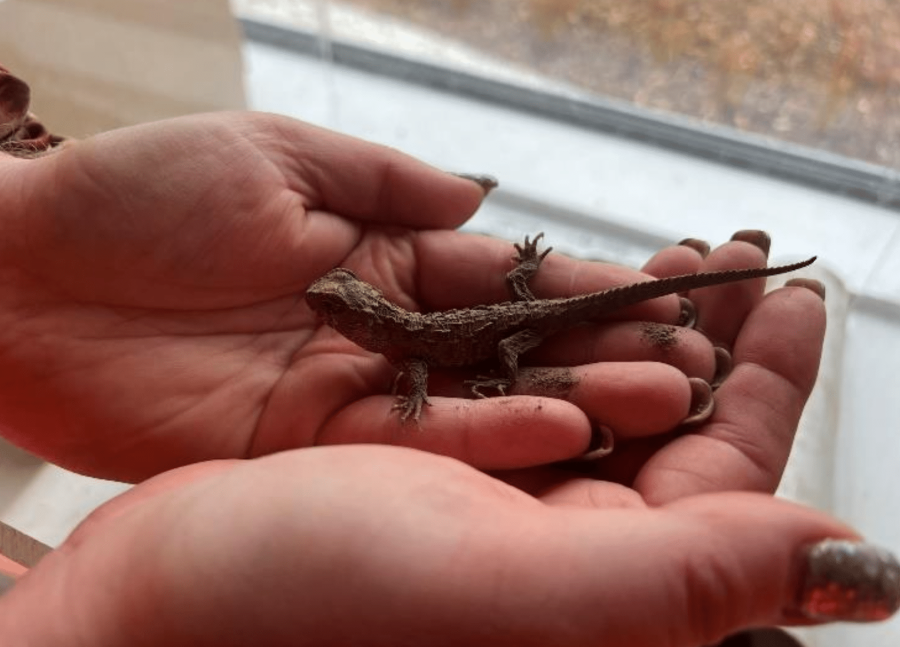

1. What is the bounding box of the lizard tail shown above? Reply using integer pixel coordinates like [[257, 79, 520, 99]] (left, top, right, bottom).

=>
[[571, 256, 817, 317]]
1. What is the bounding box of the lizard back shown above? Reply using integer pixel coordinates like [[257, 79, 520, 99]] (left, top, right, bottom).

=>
[[306, 257, 816, 369]]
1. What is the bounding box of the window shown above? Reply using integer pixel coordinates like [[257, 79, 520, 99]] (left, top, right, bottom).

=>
[[236, 0, 900, 207]]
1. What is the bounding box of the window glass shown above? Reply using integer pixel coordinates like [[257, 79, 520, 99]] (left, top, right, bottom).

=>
[[346, 1, 900, 169], [237, 0, 900, 172]]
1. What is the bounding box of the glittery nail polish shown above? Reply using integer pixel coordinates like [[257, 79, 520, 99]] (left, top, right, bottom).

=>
[[796, 539, 900, 622]]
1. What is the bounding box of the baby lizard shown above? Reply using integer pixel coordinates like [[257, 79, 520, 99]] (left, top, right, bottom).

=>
[[305, 234, 815, 421]]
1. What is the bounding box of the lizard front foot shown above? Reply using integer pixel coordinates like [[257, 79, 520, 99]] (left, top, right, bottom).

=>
[[513, 233, 552, 267], [391, 393, 431, 424], [465, 376, 513, 399], [507, 233, 552, 302]]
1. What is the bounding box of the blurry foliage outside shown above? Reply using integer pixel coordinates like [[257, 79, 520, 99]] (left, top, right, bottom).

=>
[[342, 0, 900, 171]]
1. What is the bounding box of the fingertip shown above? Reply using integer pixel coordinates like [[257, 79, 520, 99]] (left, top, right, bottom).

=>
[[512, 493, 863, 645], [641, 242, 706, 278], [663, 492, 864, 630], [544, 362, 695, 438], [732, 281, 827, 390], [785, 278, 826, 302], [449, 172, 499, 196], [353, 153, 488, 229], [730, 229, 771, 257], [278, 120, 487, 229], [677, 237, 711, 259]]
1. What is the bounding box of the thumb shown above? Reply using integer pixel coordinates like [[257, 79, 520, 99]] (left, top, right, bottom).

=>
[[262, 115, 491, 229], [502, 493, 899, 647]]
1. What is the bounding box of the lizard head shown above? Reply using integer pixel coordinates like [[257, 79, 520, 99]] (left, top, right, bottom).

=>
[[306, 268, 411, 353], [305, 266, 404, 331], [305, 268, 366, 324]]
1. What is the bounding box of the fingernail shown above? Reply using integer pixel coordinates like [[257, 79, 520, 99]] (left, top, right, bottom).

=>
[[677, 297, 697, 328], [681, 378, 714, 425], [795, 539, 900, 622], [678, 238, 711, 258], [581, 425, 615, 460], [786, 278, 826, 301], [731, 230, 771, 258], [711, 346, 733, 390], [451, 173, 499, 195]]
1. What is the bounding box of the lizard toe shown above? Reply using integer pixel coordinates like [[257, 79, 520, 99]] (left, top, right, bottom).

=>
[[465, 377, 512, 399]]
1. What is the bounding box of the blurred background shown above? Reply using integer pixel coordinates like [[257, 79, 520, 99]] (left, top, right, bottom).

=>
[[2, 1, 899, 644]]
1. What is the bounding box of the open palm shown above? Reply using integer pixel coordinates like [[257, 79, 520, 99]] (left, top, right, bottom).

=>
[[0, 112, 495, 479], [0, 112, 824, 492], [1, 112, 630, 480]]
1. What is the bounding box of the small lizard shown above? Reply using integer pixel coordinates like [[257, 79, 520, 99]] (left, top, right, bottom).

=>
[[306, 234, 816, 421]]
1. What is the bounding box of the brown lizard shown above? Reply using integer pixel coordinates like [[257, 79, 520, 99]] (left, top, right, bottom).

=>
[[306, 234, 816, 421]]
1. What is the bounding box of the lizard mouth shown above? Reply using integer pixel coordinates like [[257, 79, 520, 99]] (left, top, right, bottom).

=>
[[305, 292, 342, 328], [306, 298, 333, 322]]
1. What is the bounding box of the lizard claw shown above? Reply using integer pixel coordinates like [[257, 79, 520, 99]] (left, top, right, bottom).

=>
[[465, 376, 512, 399], [513, 232, 551, 265], [391, 371, 405, 395], [391, 393, 431, 424]]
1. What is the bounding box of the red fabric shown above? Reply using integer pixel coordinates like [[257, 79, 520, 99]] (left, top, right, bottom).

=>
[[0, 64, 66, 157]]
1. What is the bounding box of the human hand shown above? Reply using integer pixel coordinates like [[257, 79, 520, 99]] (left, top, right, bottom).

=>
[[493, 232, 826, 505], [2, 445, 893, 647], [0, 112, 548, 479], [0, 112, 823, 487], [630, 233, 826, 504]]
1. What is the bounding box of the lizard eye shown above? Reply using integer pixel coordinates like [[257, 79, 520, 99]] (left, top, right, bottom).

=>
[[306, 283, 349, 318], [306, 267, 368, 319], [306, 289, 333, 310], [331, 268, 359, 281]]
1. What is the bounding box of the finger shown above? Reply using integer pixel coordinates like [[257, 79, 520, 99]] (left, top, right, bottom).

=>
[[420, 358, 704, 440], [527, 322, 719, 380], [262, 115, 488, 228], [508, 363, 703, 438], [281, 351, 702, 466], [499, 492, 891, 645], [634, 283, 827, 503], [640, 238, 706, 278], [314, 395, 593, 469], [686, 238, 772, 346]]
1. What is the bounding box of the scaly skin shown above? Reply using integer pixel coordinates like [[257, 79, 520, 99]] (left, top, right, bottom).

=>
[[306, 234, 815, 421]]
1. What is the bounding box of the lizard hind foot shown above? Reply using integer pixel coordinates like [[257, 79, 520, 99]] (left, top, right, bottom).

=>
[[391, 393, 431, 424], [465, 376, 513, 399]]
